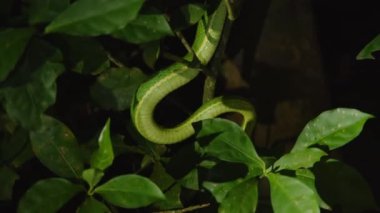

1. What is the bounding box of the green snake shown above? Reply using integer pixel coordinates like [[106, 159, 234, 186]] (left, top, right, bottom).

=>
[[131, 1, 255, 144]]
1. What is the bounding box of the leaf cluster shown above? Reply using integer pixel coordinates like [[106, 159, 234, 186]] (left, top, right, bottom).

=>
[[0, 0, 378, 212]]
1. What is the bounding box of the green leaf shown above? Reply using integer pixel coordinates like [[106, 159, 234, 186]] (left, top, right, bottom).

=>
[[77, 197, 111, 213], [30, 115, 84, 178], [0, 39, 64, 129], [274, 148, 327, 171], [149, 163, 175, 191], [171, 4, 206, 30], [54, 35, 109, 74], [203, 179, 242, 203], [267, 173, 319, 213], [45, 0, 144, 36], [0, 28, 34, 81], [95, 174, 165, 208], [154, 183, 182, 210], [357, 34, 380, 60], [90, 119, 114, 171], [314, 160, 378, 213], [82, 168, 104, 192], [179, 169, 198, 190], [24, 0, 69, 24], [195, 118, 265, 173], [18, 178, 82, 213], [142, 41, 160, 69], [90, 67, 148, 111], [113, 14, 173, 44], [0, 166, 19, 200], [180, 4, 206, 25], [292, 108, 373, 152], [296, 169, 331, 210], [219, 178, 258, 213]]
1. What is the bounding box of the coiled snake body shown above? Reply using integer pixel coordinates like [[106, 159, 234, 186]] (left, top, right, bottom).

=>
[[131, 1, 255, 144]]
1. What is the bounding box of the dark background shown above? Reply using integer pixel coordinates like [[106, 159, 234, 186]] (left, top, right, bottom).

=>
[[227, 0, 380, 205]]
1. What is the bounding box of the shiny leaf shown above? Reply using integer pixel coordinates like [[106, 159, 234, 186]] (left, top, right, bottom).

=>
[[30, 116, 84, 178], [0, 28, 34, 81], [292, 108, 373, 152], [296, 169, 331, 210], [91, 118, 114, 171], [18, 178, 82, 213], [267, 173, 319, 213], [219, 178, 258, 213], [95, 174, 165, 208], [45, 0, 144, 36], [274, 148, 327, 171], [195, 118, 265, 173]]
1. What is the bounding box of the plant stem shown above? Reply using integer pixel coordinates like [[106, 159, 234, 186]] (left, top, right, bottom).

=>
[[175, 31, 196, 57], [224, 0, 237, 20], [154, 203, 210, 213]]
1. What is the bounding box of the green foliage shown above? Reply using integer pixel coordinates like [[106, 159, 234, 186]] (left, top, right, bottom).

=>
[[113, 14, 173, 44], [357, 34, 380, 60], [94, 174, 165, 208], [218, 178, 258, 213], [0, 28, 34, 81], [0, 39, 64, 129], [45, 0, 145, 36], [77, 197, 111, 213], [90, 119, 114, 171], [17, 178, 82, 213], [0, 0, 377, 212], [90, 67, 148, 110], [197, 109, 375, 213], [195, 118, 265, 175], [274, 148, 327, 171], [29, 115, 84, 178], [292, 108, 373, 151], [55, 35, 110, 74], [267, 173, 319, 213], [24, 0, 70, 24], [0, 166, 19, 200]]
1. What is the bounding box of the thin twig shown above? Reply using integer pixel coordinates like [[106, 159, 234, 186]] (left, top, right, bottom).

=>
[[224, 0, 237, 20], [162, 52, 191, 65], [106, 52, 125, 68], [175, 31, 197, 57], [154, 203, 210, 213]]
